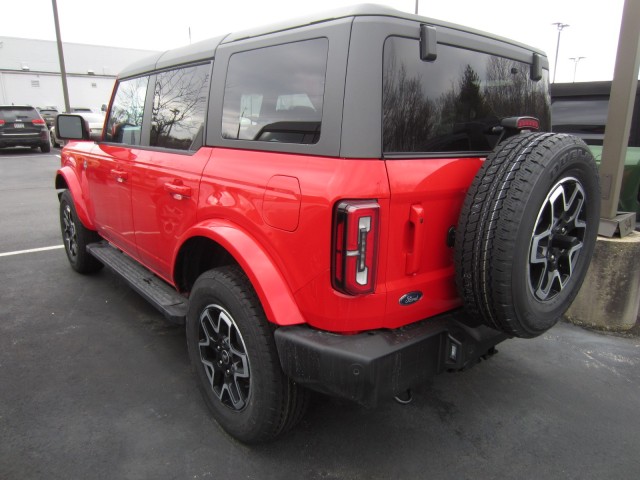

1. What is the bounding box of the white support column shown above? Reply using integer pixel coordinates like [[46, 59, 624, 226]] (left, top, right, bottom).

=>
[[600, 0, 640, 221]]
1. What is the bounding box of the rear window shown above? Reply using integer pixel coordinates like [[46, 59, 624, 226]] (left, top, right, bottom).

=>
[[150, 63, 210, 151], [221, 38, 328, 144], [382, 37, 551, 154], [0, 107, 40, 122]]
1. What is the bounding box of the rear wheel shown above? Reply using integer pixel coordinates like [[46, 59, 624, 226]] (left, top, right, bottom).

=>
[[59, 190, 103, 273], [455, 133, 600, 338], [186, 265, 308, 443], [40, 142, 51, 153]]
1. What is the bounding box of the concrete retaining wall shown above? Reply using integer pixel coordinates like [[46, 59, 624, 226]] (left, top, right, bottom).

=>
[[565, 232, 640, 331]]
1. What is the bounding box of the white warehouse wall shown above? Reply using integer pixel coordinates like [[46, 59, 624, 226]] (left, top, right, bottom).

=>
[[0, 36, 158, 112], [0, 72, 115, 111]]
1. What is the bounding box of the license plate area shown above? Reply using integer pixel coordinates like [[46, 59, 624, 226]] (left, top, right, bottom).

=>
[[13, 123, 25, 128]]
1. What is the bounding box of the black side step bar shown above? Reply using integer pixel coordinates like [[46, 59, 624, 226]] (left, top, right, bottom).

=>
[[87, 242, 187, 324]]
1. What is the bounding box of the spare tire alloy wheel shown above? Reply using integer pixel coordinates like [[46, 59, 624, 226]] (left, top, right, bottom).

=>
[[455, 133, 600, 338], [529, 176, 586, 301]]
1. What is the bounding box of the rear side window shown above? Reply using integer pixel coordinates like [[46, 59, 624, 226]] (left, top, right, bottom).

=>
[[105, 76, 149, 145], [150, 63, 211, 151], [221, 38, 328, 144], [0, 107, 40, 122], [383, 37, 551, 154]]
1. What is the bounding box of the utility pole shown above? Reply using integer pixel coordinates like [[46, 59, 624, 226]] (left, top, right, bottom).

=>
[[569, 56, 586, 82], [552, 22, 570, 83], [415, 1, 419, 14], [51, 0, 70, 113]]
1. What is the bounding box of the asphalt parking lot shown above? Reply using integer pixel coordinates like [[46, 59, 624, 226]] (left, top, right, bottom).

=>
[[1, 148, 639, 479]]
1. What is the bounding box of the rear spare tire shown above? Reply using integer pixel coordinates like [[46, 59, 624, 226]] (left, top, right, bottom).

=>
[[455, 133, 600, 338]]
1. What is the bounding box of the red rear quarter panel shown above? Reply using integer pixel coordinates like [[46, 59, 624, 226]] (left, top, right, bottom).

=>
[[197, 149, 390, 332]]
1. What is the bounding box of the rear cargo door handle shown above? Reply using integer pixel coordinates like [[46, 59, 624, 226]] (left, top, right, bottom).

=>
[[164, 182, 192, 200], [406, 204, 425, 275], [111, 169, 128, 183]]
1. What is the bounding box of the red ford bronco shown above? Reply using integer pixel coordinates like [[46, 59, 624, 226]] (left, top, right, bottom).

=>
[[55, 5, 600, 443]]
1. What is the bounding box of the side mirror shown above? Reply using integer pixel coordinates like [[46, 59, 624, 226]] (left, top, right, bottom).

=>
[[56, 114, 90, 141]]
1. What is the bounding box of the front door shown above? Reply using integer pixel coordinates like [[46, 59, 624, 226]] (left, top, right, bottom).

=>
[[85, 75, 150, 257]]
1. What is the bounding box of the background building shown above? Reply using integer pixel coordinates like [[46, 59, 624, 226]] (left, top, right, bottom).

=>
[[0, 37, 158, 111]]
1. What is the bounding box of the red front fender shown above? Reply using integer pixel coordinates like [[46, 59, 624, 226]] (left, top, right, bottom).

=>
[[55, 166, 95, 230]]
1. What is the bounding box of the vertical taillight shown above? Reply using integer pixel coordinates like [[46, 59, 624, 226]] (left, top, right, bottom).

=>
[[332, 200, 380, 295]]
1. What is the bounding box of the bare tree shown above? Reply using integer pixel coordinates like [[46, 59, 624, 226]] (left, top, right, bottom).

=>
[[151, 66, 209, 150], [383, 59, 435, 152]]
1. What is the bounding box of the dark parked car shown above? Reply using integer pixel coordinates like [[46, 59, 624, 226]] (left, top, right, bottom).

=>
[[38, 107, 59, 128], [0, 106, 51, 152]]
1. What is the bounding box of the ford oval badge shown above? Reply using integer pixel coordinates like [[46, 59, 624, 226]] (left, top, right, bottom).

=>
[[399, 291, 423, 306]]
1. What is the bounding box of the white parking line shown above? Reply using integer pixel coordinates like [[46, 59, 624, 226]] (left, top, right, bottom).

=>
[[0, 245, 64, 257]]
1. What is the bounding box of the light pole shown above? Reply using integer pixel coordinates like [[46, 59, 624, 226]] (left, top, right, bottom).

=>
[[415, 0, 419, 14], [569, 56, 586, 82], [51, 0, 70, 113], [552, 22, 570, 83]]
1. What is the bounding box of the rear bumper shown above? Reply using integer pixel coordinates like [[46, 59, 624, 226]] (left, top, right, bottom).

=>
[[274, 310, 508, 407], [0, 132, 48, 147]]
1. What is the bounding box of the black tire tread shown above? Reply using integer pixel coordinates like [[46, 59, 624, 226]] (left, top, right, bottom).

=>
[[59, 190, 103, 274], [455, 133, 599, 338], [188, 265, 308, 443]]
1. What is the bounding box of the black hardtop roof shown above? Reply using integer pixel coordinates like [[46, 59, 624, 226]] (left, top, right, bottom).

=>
[[118, 3, 546, 79]]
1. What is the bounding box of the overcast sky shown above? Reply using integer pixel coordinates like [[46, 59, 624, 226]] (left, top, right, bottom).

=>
[[2, 0, 626, 83]]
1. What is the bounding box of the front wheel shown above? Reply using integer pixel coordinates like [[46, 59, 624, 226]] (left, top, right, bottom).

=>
[[186, 266, 308, 443], [59, 190, 103, 273]]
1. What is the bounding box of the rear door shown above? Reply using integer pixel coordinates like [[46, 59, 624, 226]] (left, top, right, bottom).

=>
[[130, 62, 212, 281]]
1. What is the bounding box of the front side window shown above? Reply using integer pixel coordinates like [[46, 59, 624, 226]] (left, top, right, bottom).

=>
[[222, 38, 328, 144], [105, 76, 149, 145], [383, 37, 551, 154], [150, 63, 211, 151]]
